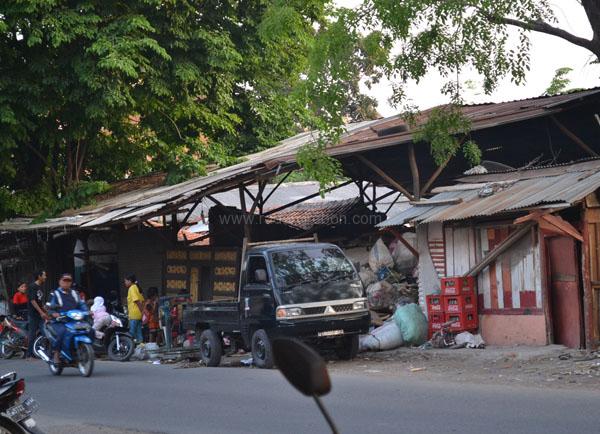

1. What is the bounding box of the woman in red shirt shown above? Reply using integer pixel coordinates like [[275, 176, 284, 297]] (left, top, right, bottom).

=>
[[12, 282, 28, 318]]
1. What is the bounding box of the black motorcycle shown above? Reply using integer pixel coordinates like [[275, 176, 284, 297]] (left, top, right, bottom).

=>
[[91, 313, 134, 362], [0, 372, 44, 433]]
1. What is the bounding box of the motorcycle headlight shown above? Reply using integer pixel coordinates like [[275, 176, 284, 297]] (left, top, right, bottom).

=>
[[276, 307, 303, 319], [352, 300, 367, 310], [68, 311, 84, 321]]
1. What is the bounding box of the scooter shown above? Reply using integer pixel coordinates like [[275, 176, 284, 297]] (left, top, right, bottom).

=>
[[0, 316, 28, 359], [92, 314, 135, 362], [0, 372, 44, 433], [36, 310, 95, 377]]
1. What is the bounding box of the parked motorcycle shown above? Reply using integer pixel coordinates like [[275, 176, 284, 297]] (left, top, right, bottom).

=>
[[36, 310, 95, 377], [0, 316, 28, 359], [92, 314, 135, 362], [0, 372, 44, 433]]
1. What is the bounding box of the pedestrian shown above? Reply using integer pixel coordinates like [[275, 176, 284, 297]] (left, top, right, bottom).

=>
[[27, 270, 49, 359], [144, 287, 160, 344], [125, 274, 144, 344], [12, 281, 29, 318]]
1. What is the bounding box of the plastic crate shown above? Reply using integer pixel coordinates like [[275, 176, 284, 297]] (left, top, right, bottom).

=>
[[445, 311, 478, 332], [440, 276, 476, 295], [426, 295, 444, 313], [443, 293, 477, 313], [428, 311, 445, 329]]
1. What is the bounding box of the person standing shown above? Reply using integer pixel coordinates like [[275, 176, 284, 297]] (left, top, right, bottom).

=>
[[12, 282, 29, 318], [144, 287, 161, 344], [27, 270, 48, 359], [125, 275, 144, 344]]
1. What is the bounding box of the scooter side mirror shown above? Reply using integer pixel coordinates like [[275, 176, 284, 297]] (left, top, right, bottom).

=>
[[272, 338, 331, 397]]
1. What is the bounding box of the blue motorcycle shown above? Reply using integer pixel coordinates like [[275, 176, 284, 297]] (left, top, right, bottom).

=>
[[37, 310, 95, 377]]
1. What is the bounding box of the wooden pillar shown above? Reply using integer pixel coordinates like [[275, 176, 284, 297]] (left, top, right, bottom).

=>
[[407, 143, 420, 200], [538, 227, 553, 345], [581, 202, 596, 350], [238, 185, 251, 242]]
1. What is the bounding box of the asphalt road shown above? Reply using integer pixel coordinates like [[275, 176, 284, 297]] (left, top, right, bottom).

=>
[[2, 358, 600, 434]]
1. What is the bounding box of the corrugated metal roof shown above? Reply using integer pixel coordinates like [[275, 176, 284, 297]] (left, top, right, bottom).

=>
[[265, 198, 362, 230], [378, 159, 600, 227], [3, 87, 600, 232]]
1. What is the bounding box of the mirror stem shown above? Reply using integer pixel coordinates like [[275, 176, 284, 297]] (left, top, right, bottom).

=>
[[313, 395, 340, 434]]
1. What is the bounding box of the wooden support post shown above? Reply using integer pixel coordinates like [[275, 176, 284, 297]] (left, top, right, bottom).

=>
[[538, 225, 554, 345], [551, 116, 599, 157], [372, 182, 377, 211], [420, 157, 451, 197], [407, 143, 420, 200], [581, 202, 596, 350], [356, 155, 414, 201], [180, 200, 201, 228], [238, 185, 247, 213]]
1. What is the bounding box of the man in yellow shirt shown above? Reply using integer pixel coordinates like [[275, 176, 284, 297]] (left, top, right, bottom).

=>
[[125, 274, 144, 343]]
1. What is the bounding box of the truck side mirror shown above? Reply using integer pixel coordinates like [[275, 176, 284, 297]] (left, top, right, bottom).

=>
[[254, 269, 268, 283]]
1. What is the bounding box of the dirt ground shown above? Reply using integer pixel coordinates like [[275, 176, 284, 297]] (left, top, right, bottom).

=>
[[326, 345, 600, 390]]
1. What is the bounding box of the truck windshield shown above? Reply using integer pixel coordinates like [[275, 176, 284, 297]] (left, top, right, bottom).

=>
[[271, 247, 362, 304]]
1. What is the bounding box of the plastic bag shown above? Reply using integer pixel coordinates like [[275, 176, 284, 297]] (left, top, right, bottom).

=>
[[368, 239, 394, 272], [359, 267, 377, 287], [366, 280, 395, 311], [393, 303, 428, 346], [132, 345, 149, 361], [359, 320, 404, 352]]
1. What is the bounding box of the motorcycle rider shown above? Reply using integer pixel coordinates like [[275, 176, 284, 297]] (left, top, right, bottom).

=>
[[47, 274, 88, 365]]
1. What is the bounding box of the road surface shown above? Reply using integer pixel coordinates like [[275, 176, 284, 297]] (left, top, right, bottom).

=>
[[2, 358, 599, 434]]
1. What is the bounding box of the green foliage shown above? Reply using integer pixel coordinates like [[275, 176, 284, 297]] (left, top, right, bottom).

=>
[[32, 181, 110, 223], [544, 67, 574, 96], [1, 0, 358, 219], [411, 105, 480, 166], [307, 0, 600, 170]]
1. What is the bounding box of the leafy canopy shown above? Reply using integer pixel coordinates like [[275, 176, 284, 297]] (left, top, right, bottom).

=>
[[0, 0, 353, 219]]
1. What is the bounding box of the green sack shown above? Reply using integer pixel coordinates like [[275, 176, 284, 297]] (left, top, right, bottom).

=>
[[393, 303, 428, 346]]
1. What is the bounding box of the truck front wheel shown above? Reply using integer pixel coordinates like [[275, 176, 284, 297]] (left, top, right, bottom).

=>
[[251, 329, 274, 369], [199, 329, 222, 367], [335, 335, 359, 360]]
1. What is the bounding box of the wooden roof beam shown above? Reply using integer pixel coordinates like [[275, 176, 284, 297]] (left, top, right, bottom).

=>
[[356, 155, 415, 201]]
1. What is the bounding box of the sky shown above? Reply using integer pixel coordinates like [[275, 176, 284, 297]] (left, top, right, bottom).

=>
[[337, 0, 600, 117]]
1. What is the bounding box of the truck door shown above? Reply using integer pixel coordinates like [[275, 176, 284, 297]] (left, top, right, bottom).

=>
[[240, 255, 276, 343]]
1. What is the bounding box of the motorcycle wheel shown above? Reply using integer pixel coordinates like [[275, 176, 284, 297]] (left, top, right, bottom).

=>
[[0, 331, 16, 359], [107, 334, 134, 362], [77, 343, 94, 377], [33, 336, 50, 359]]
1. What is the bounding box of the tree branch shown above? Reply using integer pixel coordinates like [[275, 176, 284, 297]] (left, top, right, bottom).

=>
[[485, 14, 599, 57]]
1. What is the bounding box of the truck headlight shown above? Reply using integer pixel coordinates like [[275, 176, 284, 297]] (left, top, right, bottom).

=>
[[352, 300, 366, 310], [276, 307, 303, 318]]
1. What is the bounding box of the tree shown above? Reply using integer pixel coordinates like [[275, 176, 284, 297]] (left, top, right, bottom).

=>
[[544, 67, 574, 96], [309, 0, 600, 174], [1, 0, 359, 219]]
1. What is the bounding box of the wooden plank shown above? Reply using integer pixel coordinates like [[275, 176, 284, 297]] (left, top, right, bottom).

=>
[[502, 247, 513, 309], [445, 226, 454, 276], [479, 227, 491, 309], [551, 116, 599, 157], [490, 260, 499, 310], [541, 214, 583, 242], [356, 155, 414, 201], [533, 228, 543, 310], [465, 222, 535, 278], [582, 204, 597, 349]]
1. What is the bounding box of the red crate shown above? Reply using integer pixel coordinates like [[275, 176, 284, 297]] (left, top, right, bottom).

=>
[[445, 311, 478, 332], [428, 311, 445, 329], [443, 293, 477, 313], [440, 276, 476, 295], [426, 295, 444, 313]]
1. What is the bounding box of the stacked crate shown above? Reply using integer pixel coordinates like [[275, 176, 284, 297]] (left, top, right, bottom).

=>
[[426, 276, 478, 337]]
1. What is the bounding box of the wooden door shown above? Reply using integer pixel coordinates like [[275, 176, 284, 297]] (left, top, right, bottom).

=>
[[547, 236, 583, 348]]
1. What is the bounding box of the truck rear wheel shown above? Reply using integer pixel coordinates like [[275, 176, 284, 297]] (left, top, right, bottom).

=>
[[335, 335, 359, 360], [199, 330, 222, 367], [251, 329, 274, 369]]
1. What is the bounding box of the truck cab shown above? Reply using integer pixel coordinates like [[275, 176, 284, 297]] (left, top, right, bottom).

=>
[[183, 242, 370, 368]]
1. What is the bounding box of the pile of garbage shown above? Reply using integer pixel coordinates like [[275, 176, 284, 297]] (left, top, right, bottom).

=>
[[359, 301, 428, 352], [360, 238, 419, 314]]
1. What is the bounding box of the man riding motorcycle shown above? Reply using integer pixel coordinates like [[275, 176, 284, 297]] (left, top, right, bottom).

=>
[[47, 274, 88, 365]]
